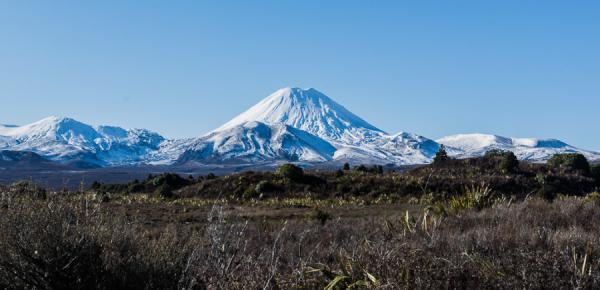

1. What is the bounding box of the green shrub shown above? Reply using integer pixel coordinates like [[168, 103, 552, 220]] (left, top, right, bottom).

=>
[[592, 164, 600, 184], [343, 163, 350, 171], [243, 186, 259, 199], [484, 150, 519, 174], [255, 180, 278, 195], [10, 180, 46, 199], [354, 164, 368, 172], [353, 165, 382, 174], [483, 149, 505, 158], [276, 164, 304, 181], [449, 184, 494, 212], [584, 191, 600, 205], [548, 153, 591, 175], [433, 144, 450, 165], [499, 151, 519, 174], [127, 182, 145, 193], [150, 173, 188, 189], [536, 187, 553, 201], [310, 208, 332, 225], [155, 184, 174, 199]]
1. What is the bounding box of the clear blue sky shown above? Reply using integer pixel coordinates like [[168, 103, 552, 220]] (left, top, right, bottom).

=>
[[1, 1, 599, 150]]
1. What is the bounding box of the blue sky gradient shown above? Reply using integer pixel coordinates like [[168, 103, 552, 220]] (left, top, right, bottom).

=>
[[1, 1, 598, 149]]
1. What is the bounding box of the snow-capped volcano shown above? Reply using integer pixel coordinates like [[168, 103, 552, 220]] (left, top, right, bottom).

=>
[[182, 87, 438, 164], [215, 87, 385, 145], [437, 133, 600, 162]]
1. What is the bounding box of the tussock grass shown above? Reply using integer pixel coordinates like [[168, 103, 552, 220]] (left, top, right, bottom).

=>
[[2, 188, 600, 288]]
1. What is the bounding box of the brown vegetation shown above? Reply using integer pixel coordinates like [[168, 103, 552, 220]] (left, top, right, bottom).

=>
[[1, 153, 599, 289]]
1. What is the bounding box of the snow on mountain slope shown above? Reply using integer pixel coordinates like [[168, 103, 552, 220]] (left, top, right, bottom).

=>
[[0, 116, 168, 166], [437, 133, 600, 162], [195, 87, 438, 164], [145, 138, 197, 165], [0, 135, 16, 147], [216, 87, 385, 145], [0, 116, 103, 160], [179, 121, 336, 164], [4, 88, 599, 168]]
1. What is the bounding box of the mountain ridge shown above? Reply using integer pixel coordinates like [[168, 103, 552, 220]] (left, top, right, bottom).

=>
[[2, 88, 599, 167], [437, 133, 600, 162]]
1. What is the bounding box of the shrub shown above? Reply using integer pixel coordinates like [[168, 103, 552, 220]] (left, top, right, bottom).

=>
[[276, 164, 304, 182], [150, 173, 188, 189], [548, 153, 591, 175], [255, 180, 278, 195], [499, 151, 519, 174], [584, 191, 600, 206], [483, 149, 505, 158], [354, 164, 368, 172], [10, 180, 46, 199], [343, 163, 350, 171], [155, 184, 174, 199], [433, 144, 450, 165], [592, 164, 600, 184], [310, 208, 332, 225], [243, 186, 259, 199], [352, 165, 382, 174], [127, 182, 145, 193], [91, 181, 102, 190], [449, 183, 495, 212], [484, 150, 519, 174]]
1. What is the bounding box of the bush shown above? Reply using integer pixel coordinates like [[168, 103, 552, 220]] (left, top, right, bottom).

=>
[[433, 144, 450, 165], [353, 165, 382, 174], [584, 191, 600, 205], [343, 163, 350, 171], [484, 150, 519, 174], [255, 180, 278, 195], [310, 208, 332, 225], [127, 182, 145, 193], [499, 151, 519, 174], [548, 153, 591, 175], [354, 164, 368, 172], [10, 180, 47, 199], [449, 184, 495, 212], [483, 149, 505, 158], [592, 164, 600, 184], [150, 173, 189, 189], [243, 186, 259, 199], [155, 184, 174, 199], [276, 164, 304, 182]]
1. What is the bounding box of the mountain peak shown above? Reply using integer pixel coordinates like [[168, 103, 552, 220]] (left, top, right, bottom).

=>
[[35, 115, 77, 125], [214, 87, 384, 142]]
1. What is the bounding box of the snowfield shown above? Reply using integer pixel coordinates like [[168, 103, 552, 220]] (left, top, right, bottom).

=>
[[437, 133, 600, 162]]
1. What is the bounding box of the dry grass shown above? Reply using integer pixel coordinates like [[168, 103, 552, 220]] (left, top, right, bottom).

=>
[[1, 187, 600, 289]]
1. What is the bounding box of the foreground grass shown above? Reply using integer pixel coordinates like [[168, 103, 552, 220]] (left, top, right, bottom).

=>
[[1, 190, 600, 289]]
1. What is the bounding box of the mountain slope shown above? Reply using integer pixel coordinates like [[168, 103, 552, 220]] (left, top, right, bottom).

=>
[[179, 121, 336, 164], [437, 133, 600, 162], [185, 87, 438, 165], [216, 87, 385, 144], [0, 116, 167, 166]]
